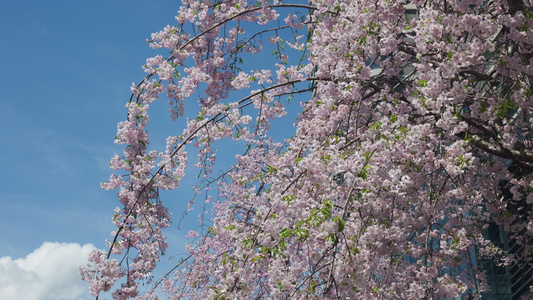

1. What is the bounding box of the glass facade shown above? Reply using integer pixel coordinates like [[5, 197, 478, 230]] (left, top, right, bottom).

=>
[[481, 222, 513, 299], [481, 220, 532, 299]]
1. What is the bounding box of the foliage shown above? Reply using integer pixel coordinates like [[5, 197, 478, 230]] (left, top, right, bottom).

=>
[[81, 0, 533, 299]]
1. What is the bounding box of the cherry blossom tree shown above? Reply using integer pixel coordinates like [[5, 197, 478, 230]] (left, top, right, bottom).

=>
[[82, 0, 533, 298]]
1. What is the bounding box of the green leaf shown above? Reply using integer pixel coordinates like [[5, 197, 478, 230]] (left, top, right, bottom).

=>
[[328, 233, 337, 244], [363, 151, 373, 163], [337, 218, 345, 232], [283, 194, 295, 203], [279, 240, 287, 251], [417, 79, 428, 87], [295, 228, 308, 240], [280, 228, 291, 239]]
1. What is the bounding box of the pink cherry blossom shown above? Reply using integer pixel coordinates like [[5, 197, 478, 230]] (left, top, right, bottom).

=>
[[82, 0, 533, 299]]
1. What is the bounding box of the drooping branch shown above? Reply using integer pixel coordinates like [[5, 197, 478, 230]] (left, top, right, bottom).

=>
[[105, 77, 317, 259]]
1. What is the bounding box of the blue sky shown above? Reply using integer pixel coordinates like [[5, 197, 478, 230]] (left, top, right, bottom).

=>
[[0, 1, 180, 299], [0, 1, 311, 299]]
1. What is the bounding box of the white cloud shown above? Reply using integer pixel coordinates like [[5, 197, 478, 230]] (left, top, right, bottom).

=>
[[0, 242, 96, 300]]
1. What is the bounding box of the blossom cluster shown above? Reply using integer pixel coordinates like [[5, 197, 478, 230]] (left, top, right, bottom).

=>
[[83, 0, 533, 299]]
